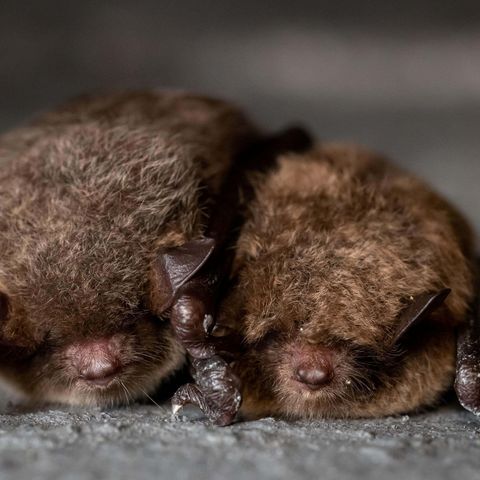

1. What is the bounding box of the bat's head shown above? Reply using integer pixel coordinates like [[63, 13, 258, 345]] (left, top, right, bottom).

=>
[[0, 241, 190, 407], [219, 146, 475, 419], [0, 294, 185, 407], [0, 120, 213, 407], [0, 88, 264, 408], [0, 239, 222, 407]]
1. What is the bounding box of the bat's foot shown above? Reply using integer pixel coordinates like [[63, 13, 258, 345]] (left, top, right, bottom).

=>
[[455, 325, 480, 416], [171, 355, 241, 426]]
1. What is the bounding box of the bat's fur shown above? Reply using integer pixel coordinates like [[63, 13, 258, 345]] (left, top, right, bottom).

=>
[[0, 90, 259, 406], [219, 144, 475, 419]]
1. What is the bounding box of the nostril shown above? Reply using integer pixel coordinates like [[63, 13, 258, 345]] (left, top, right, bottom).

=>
[[295, 364, 333, 390]]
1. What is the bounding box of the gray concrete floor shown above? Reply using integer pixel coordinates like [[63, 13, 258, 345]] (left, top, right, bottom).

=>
[[0, 402, 479, 480]]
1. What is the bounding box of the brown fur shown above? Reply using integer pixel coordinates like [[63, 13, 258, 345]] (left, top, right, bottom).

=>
[[219, 144, 475, 419], [0, 90, 259, 406]]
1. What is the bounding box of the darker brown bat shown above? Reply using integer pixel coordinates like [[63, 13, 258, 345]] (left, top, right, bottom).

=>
[[0, 89, 266, 409], [216, 143, 478, 419], [0, 89, 312, 424]]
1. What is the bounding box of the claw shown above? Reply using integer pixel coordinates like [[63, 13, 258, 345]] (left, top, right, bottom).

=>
[[171, 403, 182, 416]]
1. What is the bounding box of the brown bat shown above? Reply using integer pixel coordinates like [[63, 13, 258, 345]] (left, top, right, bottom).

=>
[[0, 89, 314, 418], [216, 143, 479, 419]]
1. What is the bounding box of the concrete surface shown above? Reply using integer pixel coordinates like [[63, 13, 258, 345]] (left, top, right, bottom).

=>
[[0, 402, 479, 480]]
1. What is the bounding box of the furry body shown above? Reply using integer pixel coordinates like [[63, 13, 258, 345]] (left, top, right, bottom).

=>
[[220, 144, 475, 419], [0, 90, 258, 406]]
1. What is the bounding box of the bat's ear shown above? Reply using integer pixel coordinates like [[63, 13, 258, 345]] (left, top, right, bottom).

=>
[[149, 237, 215, 314], [391, 289, 451, 346], [455, 261, 480, 415]]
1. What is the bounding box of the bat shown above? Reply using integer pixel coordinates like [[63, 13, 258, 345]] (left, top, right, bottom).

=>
[[216, 143, 477, 419]]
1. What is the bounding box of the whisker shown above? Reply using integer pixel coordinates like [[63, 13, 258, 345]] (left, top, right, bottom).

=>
[[139, 387, 162, 408]]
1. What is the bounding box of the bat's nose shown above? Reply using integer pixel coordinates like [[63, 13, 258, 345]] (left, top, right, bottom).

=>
[[79, 358, 121, 385], [294, 365, 332, 389], [66, 338, 122, 386], [294, 363, 333, 390]]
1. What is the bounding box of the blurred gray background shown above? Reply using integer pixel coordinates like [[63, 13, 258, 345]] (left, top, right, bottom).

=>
[[1, 0, 479, 230]]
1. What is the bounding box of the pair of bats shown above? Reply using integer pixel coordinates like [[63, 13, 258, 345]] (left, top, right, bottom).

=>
[[0, 90, 478, 425]]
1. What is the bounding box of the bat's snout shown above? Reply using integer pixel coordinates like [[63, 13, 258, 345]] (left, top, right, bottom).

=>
[[65, 337, 124, 387], [289, 344, 336, 391]]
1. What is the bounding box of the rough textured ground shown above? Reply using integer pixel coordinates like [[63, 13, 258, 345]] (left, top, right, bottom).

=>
[[0, 402, 479, 480]]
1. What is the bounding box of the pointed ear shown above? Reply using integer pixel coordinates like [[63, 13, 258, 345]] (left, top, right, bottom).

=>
[[391, 289, 451, 345], [149, 237, 215, 314]]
